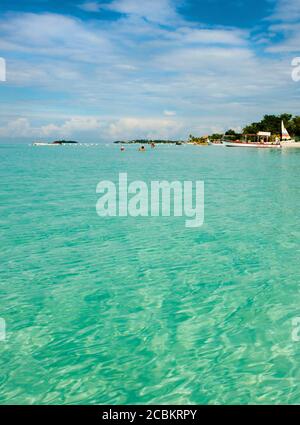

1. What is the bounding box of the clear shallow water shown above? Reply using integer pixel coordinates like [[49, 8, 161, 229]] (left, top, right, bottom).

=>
[[1, 143, 300, 404]]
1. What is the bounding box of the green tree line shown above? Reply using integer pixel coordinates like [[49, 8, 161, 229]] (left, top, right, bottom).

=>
[[243, 114, 300, 137]]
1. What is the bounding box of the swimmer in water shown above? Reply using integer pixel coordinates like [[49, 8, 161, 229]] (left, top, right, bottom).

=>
[[139, 145, 146, 152], [120, 146, 125, 151]]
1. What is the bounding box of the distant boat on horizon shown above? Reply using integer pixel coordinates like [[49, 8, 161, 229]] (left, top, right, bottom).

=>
[[32, 141, 59, 146], [32, 140, 79, 146]]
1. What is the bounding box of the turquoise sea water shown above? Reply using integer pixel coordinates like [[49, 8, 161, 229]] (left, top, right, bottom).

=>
[[1, 143, 300, 404]]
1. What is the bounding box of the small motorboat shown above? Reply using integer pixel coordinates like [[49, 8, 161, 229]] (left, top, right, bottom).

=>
[[224, 131, 281, 149], [211, 141, 224, 146], [224, 141, 281, 149]]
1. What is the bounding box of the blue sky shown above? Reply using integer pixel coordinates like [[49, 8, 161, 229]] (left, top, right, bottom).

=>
[[0, 0, 300, 141]]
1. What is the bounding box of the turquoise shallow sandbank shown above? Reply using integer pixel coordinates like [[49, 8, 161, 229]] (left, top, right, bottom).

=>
[[1, 143, 300, 404]]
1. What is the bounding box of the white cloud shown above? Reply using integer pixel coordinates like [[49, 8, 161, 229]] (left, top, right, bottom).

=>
[[269, 0, 300, 22], [79, 0, 182, 24], [0, 13, 112, 62], [174, 27, 248, 46], [42, 117, 103, 136], [164, 110, 176, 116], [0, 116, 103, 138], [0, 116, 183, 140], [115, 64, 138, 71], [264, 0, 300, 52], [105, 0, 182, 24], [79, 2, 103, 12], [0, 118, 32, 137], [107, 117, 183, 139], [156, 46, 254, 73], [266, 22, 300, 52]]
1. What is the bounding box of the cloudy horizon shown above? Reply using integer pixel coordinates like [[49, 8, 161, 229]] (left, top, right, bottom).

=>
[[0, 0, 300, 142]]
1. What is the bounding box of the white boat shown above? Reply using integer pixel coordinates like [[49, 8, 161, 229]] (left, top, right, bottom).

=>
[[281, 141, 300, 148], [224, 141, 281, 149], [32, 142, 59, 146], [32, 140, 78, 146], [280, 121, 300, 148]]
